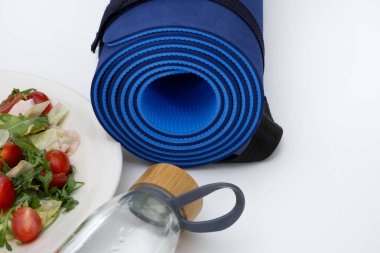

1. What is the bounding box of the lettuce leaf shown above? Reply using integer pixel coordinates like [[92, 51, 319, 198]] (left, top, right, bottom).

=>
[[48, 103, 68, 125], [0, 129, 9, 148]]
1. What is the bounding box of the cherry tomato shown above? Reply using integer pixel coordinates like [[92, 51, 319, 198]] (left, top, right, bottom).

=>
[[0, 93, 23, 114], [12, 207, 42, 243], [41, 170, 69, 189], [50, 173, 69, 189], [0, 161, 3, 170], [26, 91, 52, 115], [1, 142, 23, 168], [45, 150, 70, 175], [0, 175, 16, 211]]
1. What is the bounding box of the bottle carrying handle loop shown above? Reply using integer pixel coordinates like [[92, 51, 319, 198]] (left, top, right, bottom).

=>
[[168, 183, 245, 233]]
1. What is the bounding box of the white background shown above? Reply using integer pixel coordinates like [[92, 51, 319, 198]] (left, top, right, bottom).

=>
[[1, 1, 380, 253]]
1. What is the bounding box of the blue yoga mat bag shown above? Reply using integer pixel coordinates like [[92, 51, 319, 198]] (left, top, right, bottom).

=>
[[91, 0, 283, 167]]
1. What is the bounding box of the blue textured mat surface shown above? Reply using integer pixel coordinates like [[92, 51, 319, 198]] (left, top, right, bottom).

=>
[[91, 0, 265, 167]]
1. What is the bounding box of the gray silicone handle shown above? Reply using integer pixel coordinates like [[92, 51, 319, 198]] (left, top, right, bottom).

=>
[[169, 183, 245, 233]]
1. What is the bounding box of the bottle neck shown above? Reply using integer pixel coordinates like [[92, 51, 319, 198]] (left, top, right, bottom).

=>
[[126, 186, 183, 228], [130, 185, 183, 220]]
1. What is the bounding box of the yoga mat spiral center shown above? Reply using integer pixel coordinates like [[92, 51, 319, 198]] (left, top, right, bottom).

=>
[[139, 73, 219, 135]]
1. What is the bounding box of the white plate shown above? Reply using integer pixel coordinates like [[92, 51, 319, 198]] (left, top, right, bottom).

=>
[[0, 70, 123, 253]]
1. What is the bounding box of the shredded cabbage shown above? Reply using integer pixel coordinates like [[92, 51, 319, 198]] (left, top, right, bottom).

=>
[[57, 128, 80, 156], [36, 200, 62, 226], [8, 100, 50, 118], [29, 127, 80, 156], [6, 160, 33, 177], [8, 100, 34, 116], [29, 128, 60, 151], [48, 103, 69, 125], [26, 101, 50, 118]]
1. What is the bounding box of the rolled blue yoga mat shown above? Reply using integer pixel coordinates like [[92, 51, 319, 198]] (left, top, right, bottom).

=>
[[91, 0, 283, 167]]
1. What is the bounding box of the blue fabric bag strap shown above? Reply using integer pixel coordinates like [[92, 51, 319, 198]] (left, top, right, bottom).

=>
[[224, 97, 283, 162], [91, 0, 265, 60], [91, 0, 283, 163]]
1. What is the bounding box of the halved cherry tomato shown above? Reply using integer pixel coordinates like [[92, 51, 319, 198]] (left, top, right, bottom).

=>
[[27, 91, 52, 115], [50, 173, 69, 189], [12, 207, 42, 243], [45, 150, 70, 175], [0, 175, 16, 211], [0, 92, 23, 114], [1, 142, 23, 168]]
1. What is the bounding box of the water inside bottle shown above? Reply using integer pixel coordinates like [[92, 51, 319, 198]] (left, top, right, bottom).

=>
[[57, 191, 180, 253]]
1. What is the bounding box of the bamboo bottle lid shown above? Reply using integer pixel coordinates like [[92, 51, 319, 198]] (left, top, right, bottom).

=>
[[130, 163, 203, 221]]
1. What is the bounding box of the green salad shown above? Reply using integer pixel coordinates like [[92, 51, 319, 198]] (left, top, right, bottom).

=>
[[0, 88, 82, 250]]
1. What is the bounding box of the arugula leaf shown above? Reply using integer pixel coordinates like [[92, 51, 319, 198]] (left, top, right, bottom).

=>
[[52, 177, 83, 213], [29, 197, 41, 209], [10, 133, 44, 166], [37, 168, 52, 195], [20, 88, 36, 99], [10, 88, 36, 100], [0, 114, 49, 136], [0, 162, 12, 173], [14, 191, 41, 209], [0, 208, 15, 251]]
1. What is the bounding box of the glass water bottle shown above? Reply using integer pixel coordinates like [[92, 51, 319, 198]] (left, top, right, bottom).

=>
[[56, 164, 245, 253]]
